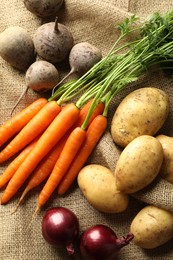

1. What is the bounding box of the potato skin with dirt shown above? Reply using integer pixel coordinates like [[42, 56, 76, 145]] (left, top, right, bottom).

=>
[[115, 135, 163, 194], [130, 205, 173, 249], [77, 164, 129, 214], [156, 134, 173, 184], [0, 26, 35, 71], [111, 87, 169, 148]]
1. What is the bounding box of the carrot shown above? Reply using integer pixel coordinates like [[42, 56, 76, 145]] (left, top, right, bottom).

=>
[[75, 99, 104, 128], [0, 103, 80, 204], [0, 101, 61, 163], [0, 137, 39, 189], [35, 126, 86, 210], [57, 115, 107, 195], [13, 99, 105, 210], [13, 132, 69, 211], [0, 98, 47, 147]]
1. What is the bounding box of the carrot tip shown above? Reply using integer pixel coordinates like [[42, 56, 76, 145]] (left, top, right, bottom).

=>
[[25, 205, 40, 231], [11, 202, 20, 215], [11, 188, 29, 214], [32, 205, 40, 221]]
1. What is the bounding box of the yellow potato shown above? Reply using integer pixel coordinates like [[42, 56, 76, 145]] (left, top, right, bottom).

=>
[[156, 134, 173, 184], [77, 164, 129, 214], [111, 87, 169, 148], [115, 135, 163, 193], [130, 205, 173, 249]]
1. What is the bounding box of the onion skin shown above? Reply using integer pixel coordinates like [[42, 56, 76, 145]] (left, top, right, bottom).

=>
[[42, 207, 79, 256], [79, 224, 134, 260]]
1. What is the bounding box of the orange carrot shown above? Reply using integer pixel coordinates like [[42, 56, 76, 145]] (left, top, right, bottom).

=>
[[35, 126, 86, 210], [0, 98, 47, 147], [0, 137, 39, 189], [0, 101, 61, 163], [14, 99, 105, 209], [57, 115, 107, 195], [13, 132, 69, 211], [75, 99, 105, 128], [0, 103, 79, 204]]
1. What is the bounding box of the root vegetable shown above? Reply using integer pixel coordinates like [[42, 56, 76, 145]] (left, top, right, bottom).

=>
[[77, 164, 129, 214], [156, 134, 173, 184], [69, 42, 102, 75], [130, 205, 173, 249], [115, 135, 164, 194], [0, 98, 47, 147], [11, 60, 60, 114], [53, 42, 102, 90], [0, 103, 79, 204], [25, 60, 60, 92], [33, 17, 74, 64], [0, 101, 61, 164], [24, 0, 64, 18], [80, 225, 134, 260], [42, 207, 79, 257], [111, 87, 170, 148], [0, 26, 35, 71]]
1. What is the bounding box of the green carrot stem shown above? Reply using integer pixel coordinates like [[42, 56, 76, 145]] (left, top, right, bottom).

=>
[[48, 80, 77, 101]]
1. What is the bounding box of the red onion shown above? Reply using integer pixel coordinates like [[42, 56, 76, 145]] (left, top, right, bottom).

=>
[[42, 207, 79, 257], [79, 224, 134, 260]]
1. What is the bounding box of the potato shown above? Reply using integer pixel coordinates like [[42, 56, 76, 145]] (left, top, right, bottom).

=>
[[156, 134, 173, 184], [77, 164, 129, 214], [115, 135, 163, 193], [111, 87, 169, 148], [130, 205, 173, 249]]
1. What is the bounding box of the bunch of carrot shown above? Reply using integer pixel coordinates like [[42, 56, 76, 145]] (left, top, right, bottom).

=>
[[0, 83, 108, 213]]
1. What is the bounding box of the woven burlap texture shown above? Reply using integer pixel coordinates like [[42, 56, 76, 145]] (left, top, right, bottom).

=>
[[0, 0, 173, 259]]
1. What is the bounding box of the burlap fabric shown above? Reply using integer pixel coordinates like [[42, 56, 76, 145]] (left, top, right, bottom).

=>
[[1, 0, 173, 259]]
